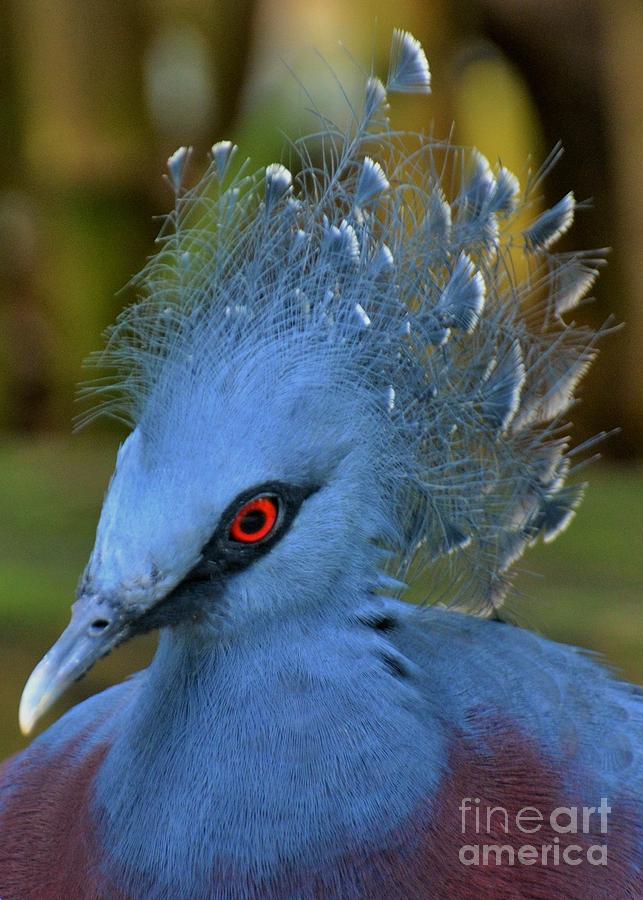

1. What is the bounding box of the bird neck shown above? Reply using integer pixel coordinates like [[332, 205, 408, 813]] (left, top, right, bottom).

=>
[[93, 597, 446, 893]]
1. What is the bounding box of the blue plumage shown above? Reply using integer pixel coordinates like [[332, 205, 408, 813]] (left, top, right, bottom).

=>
[[1, 29, 641, 898]]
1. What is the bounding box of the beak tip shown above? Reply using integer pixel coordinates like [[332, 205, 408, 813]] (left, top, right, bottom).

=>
[[18, 709, 35, 737], [18, 598, 129, 739], [19, 669, 44, 736], [19, 658, 56, 737]]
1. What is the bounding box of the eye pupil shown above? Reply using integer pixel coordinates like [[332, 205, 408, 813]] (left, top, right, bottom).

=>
[[230, 496, 279, 544], [239, 509, 266, 535]]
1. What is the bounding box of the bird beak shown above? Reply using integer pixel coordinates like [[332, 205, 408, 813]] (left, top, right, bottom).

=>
[[19, 595, 132, 736]]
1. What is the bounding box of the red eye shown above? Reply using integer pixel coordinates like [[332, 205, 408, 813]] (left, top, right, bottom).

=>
[[229, 496, 280, 544]]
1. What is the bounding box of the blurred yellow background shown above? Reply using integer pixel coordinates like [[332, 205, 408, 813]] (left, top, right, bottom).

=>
[[0, 0, 641, 756]]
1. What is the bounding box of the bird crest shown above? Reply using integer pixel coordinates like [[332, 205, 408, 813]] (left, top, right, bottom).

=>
[[79, 29, 606, 614]]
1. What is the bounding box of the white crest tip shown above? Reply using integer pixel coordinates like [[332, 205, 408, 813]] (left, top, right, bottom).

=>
[[371, 243, 395, 276], [387, 29, 431, 94], [356, 156, 390, 206], [525, 192, 576, 251], [211, 140, 237, 180], [364, 76, 388, 125], [354, 303, 371, 328], [265, 163, 293, 208], [494, 166, 521, 214], [167, 146, 192, 192]]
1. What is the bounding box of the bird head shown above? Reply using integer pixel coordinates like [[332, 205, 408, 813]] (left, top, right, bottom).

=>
[[19, 30, 595, 734]]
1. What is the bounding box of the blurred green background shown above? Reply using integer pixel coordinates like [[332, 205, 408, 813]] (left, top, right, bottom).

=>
[[0, 0, 641, 757]]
